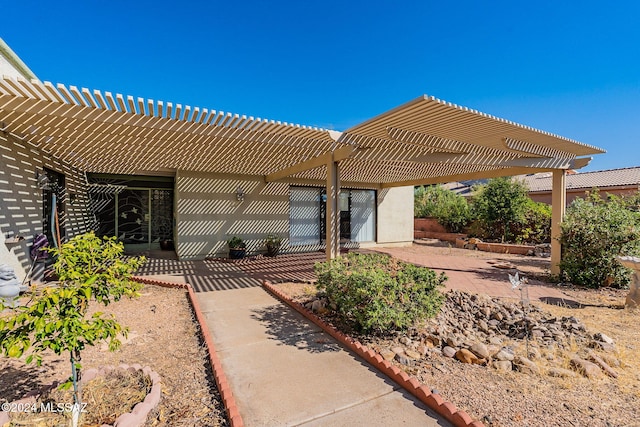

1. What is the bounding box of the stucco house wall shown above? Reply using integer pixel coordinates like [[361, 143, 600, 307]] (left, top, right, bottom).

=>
[[174, 169, 415, 260], [0, 133, 95, 280], [175, 170, 290, 259], [376, 186, 414, 244]]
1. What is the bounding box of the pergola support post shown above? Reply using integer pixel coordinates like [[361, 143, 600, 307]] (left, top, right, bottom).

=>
[[550, 169, 566, 276], [325, 160, 340, 261]]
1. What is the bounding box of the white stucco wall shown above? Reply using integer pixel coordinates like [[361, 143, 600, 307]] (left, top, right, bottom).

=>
[[0, 135, 94, 281], [174, 173, 415, 259], [175, 170, 289, 260], [376, 186, 414, 244]]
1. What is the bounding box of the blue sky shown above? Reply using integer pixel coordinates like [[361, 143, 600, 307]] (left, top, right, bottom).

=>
[[2, 0, 639, 171]]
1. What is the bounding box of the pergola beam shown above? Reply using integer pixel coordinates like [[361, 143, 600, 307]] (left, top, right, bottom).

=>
[[379, 166, 554, 189], [265, 144, 356, 182]]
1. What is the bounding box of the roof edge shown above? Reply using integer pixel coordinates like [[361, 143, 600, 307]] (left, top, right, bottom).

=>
[[0, 38, 37, 80], [345, 95, 606, 156]]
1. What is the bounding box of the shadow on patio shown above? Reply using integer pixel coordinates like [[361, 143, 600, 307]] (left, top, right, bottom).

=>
[[136, 257, 260, 292]]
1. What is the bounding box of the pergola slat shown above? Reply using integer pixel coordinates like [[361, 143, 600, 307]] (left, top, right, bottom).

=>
[[0, 77, 604, 184]]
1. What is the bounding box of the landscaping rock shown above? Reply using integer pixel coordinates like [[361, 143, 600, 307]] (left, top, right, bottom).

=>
[[548, 367, 577, 378], [405, 349, 422, 360], [456, 348, 484, 365], [494, 348, 515, 362], [417, 345, 429, 356], [442, 346, 457, 358], [470, 342, 491, 359], [381, 349, 396, 361], [587, 351, 618, 378], [392, 346, 405, 355], [492, 361, 513, 372], [513, 356, 539, 374], [395, 353, 413, 366], [570, 358, 602, 379], [399, 336, 412, 346]]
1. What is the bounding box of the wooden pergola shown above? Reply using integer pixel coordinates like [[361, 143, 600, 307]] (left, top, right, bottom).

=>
[[0, 76, 605, 272]]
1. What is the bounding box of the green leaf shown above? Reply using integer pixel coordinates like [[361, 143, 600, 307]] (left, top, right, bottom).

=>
[[8, 344, 22, 358]]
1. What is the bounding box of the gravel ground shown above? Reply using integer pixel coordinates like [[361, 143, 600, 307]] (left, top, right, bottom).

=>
[[0, 284, 228, 427], [274, 275, 640, 427]]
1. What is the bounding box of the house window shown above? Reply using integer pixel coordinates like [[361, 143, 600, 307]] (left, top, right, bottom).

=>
[[289, 187, 375, 246]]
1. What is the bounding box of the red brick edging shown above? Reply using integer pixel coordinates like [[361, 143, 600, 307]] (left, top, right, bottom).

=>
[[132, 276, 244, 427], [262, 280, 484, 427]]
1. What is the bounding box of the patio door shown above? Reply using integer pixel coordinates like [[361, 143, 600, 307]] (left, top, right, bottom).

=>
[[117, 188, 150, 251], [88, 174, 174, 252]]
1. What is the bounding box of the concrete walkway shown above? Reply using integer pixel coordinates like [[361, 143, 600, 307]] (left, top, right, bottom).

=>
[[197, 284, 450, 426]]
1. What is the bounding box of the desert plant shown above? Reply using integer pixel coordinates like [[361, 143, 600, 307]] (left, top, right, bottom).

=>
[[0, 232, 144, 424], [227, 236, 246, 249], [264, 234, 282, 257], [227, 236, 246, 259], [559, 191, 640, 288], [414, 185, 472, 233], [314, 253, 446, 334], [471, 177, 530, 242]]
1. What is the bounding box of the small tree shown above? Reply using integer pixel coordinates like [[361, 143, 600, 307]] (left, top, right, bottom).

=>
[[414, 185, 471, 233], [471, 177, 530, 242], [0, 232, 144, 422], [559, 191, 640, 288]]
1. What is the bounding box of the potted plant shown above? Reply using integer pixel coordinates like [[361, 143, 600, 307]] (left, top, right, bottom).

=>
[[227, 236, 246, 259], [265, 234, 282, 257]]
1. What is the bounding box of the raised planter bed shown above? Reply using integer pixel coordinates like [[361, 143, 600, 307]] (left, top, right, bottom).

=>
[[475, 242, 533, 256]]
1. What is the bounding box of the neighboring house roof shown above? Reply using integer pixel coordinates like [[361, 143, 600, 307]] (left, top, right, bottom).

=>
[[518, 167, 640, 192], [0, 38, 37, 80]]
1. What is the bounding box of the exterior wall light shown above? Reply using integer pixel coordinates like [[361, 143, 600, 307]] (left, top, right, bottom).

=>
[[236, 187, 245, 202]]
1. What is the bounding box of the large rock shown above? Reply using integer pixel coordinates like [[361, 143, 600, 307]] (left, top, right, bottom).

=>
[[455, 348, 484, 365], [513, 356, 539, 374], [494, 348, 515, 362], [442, 346, 457, 358], [587, 351, 618, 378], [492, 361, 513, 372], [548, 367, 577, 378], [570, 357, 602, 379], [469, 342, 491, 359]]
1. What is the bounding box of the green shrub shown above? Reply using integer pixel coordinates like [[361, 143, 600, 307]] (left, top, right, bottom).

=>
[[509, 199, 552, 244], [414, 185, 471, 233], [471, 177, 530, 242], [560, 191, 640, 288], [314, 253, 446, 334]]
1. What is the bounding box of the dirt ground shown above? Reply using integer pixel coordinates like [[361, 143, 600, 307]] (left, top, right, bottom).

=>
[[0, 284, 228, 427], [274, 245, 640, 427]]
